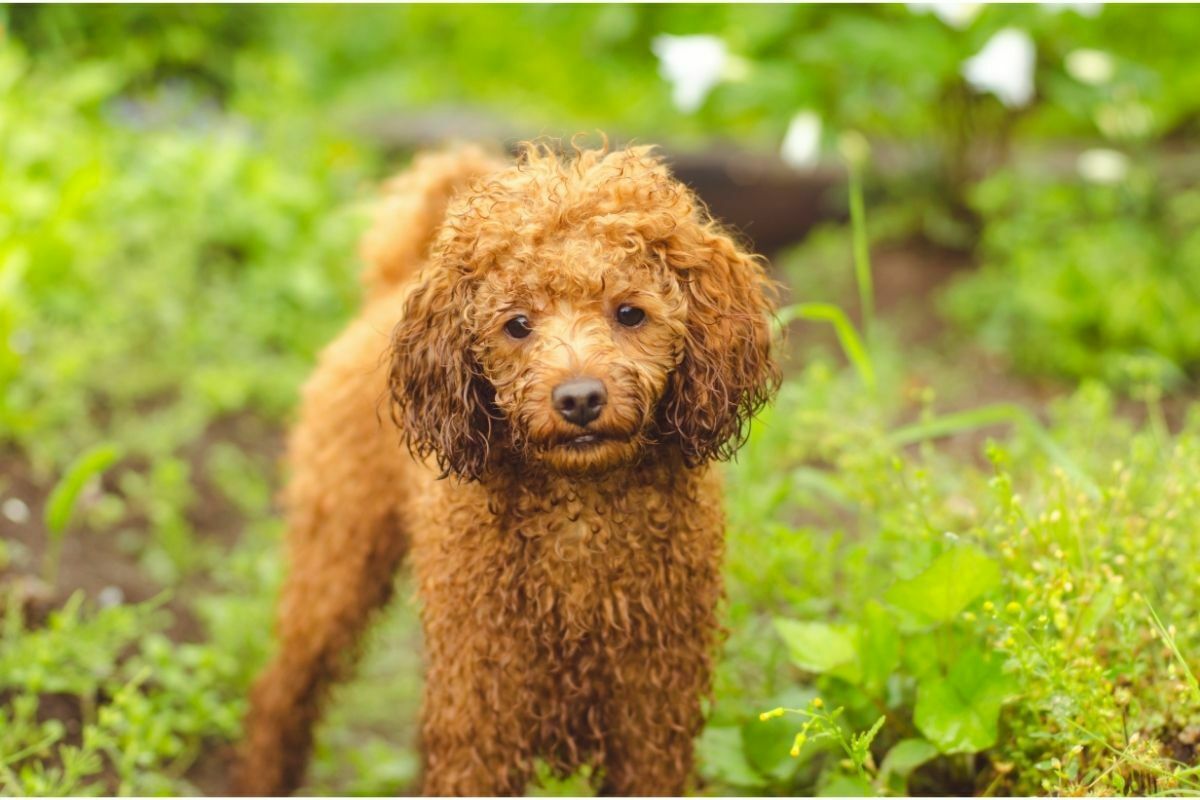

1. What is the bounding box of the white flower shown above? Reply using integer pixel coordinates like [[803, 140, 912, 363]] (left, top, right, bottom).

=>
[[907, 3, 982, 29], [98, 586, 126, 609], [1065, 49, 1115, 85], [651, 34, 730, 113], [1077, 148, 1129, 184], [2, 497, 30, 524], [780, 111, 823, 169], [962, 28, 1037, 108]]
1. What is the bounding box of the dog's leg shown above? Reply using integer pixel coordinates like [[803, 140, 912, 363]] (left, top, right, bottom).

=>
[[418, 680, 536, 795], [414, 578, 538, 796], [235, 322, 412, 796], [596, 653, 709, 797]]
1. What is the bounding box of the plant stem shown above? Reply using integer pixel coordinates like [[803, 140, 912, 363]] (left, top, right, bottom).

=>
[[848, 156, 875, 347]]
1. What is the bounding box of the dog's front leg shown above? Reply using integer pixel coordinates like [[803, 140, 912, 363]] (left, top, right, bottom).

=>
[[417, 603, 538, 796], [597, 642, 711, 796]]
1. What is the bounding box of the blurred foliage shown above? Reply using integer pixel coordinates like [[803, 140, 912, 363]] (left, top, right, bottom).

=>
[[7, 4, 1200, 145], [0, 32, 371, 474], [942, 165, 1200, 390]]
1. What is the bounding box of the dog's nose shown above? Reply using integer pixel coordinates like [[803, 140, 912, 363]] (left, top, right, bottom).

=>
[[552, 377, 607, 427]]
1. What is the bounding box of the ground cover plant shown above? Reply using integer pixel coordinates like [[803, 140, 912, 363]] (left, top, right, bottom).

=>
[[4, 5, 1200, 796]]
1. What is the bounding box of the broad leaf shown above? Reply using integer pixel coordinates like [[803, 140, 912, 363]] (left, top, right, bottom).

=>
[[695, 726, 768, 788], [819, 774, 876, 797], [741, 713, 798, 778], [886, 546, 1000, 623], [858, 601, 901, 694], [879, 738, 939, 780], [773, 618, 858, 674], [743, 688, 820, 779], [913, 647, 1014, 754]]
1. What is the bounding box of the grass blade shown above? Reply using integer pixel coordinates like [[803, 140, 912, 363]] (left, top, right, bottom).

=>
[[42, 443, 122, 585], [888, 403, 1100, 500], [777, 302, 876, 393], [846, 141, 874, 345], [1145, 597, 1200, 703]]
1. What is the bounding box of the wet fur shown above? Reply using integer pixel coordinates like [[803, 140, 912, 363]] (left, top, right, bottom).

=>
[[235, 143, 779, 796]]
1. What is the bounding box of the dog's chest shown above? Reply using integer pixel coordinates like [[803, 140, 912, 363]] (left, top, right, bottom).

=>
[[523, 493, 641, 586], [510, 486, 693, 635], [411, 467, 724, 641]]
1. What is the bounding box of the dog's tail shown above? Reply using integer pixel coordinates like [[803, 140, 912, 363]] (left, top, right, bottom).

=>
[[359, 144, 503, 300]]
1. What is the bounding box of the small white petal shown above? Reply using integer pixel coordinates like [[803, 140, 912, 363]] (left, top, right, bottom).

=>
[[651, 34, 730, 114], [907, 2, 982, 29], [1065, 49, 1115, 85], [97, 586, 126, 609], [2, 497, 30, 524], [780, 111, 823, 170], [1077, 148, 1129, 185], [962, 28, 1037, 108]]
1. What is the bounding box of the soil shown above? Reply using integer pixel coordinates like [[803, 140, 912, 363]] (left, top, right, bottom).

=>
[[0, 414, 284, 639]]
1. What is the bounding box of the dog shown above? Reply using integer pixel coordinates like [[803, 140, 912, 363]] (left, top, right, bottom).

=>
[[235, 142, 779, 796]]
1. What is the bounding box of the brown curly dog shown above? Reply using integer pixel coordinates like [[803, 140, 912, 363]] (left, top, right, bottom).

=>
[[235, 143, 779, 796]]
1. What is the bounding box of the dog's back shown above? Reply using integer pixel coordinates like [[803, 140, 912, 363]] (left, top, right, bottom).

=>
[[359, 145, 504, 300]]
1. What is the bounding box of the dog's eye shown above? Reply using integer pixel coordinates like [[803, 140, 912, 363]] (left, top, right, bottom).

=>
[[615, 304, 646, 328], [504, 315, 533, 339]]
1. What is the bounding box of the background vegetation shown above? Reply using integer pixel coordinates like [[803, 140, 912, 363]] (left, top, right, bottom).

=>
[[4, 4, 1200, 795]]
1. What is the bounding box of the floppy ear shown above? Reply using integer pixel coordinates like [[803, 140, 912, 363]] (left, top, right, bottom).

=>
[[388, 265, 497, 480], [657, 224, 780, 466]]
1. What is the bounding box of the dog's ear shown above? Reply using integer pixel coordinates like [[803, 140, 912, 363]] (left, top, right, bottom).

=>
[[657, 223, 780, 466], [388, 265, 496, 480]]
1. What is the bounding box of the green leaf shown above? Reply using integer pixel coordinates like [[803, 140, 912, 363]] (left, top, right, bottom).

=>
[[885, 546, 1000, 624], [858, 601, 901, 695], [695, 725, 768, 789], [820, 774, 876, 797], [913, 647, 1014, 754], [741, 713, 797, 779], [879, 738, 939, 780], [886, 403, 1099, 500], [773, 618, 859, 674], [1077, 581, 1118, 636], [44, 443, 122, 536]]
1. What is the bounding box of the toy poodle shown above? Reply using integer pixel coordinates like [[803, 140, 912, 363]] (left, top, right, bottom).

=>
[[235, 142, 779, 796]]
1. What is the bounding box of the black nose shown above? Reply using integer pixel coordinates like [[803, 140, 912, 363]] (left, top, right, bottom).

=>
[[552, 377, 607, 427]]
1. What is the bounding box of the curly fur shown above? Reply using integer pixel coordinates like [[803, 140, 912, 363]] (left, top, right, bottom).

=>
[[235, 142, 779, 796]]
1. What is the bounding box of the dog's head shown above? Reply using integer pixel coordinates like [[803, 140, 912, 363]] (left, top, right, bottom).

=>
[[389, 144, 779, 481]]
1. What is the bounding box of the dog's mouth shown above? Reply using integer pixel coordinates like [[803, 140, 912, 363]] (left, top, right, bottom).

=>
[[558, 432, 616, 449], [531, 428, 643, 473], [542, 428, 639, 452]]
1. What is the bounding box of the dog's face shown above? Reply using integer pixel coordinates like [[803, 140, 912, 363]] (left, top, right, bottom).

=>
[[470, 237, 688, 474], [390, 145, 779, 480]]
